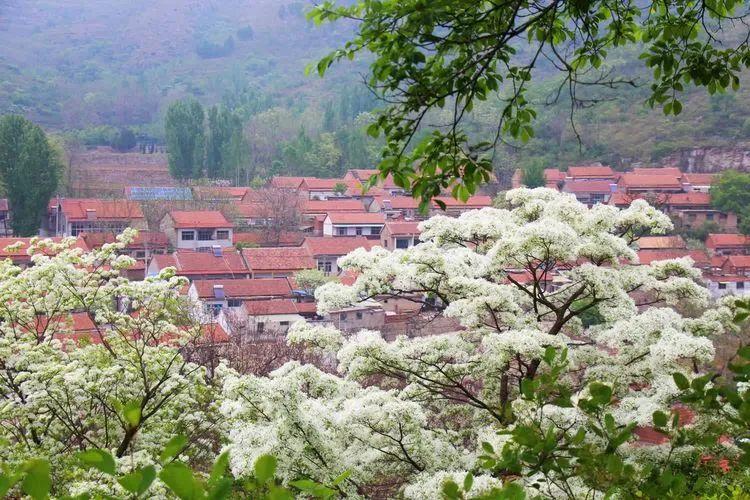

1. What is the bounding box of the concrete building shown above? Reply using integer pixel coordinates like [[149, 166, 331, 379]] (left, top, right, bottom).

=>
[[160, 211, 232, 251]]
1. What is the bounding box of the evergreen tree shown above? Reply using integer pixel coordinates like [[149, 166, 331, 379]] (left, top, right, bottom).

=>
[[164, 100, 205, 179], [521, 159, 545, 188], [0, 115, 61, 236]]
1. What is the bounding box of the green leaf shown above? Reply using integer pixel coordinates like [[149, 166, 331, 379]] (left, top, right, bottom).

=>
[[118, 466, 156, 496], [0, 473, 21, 498], [463, 471, 474, 492], [254, 454, 277, 484], [159, 462, 202, 500], [589, 382, 613, 404], [76, 449, 116, 475], [207, 478, 233, 500], [209, 451, 230, 487], [22, 460, 51, 500], [332, 470, 351, 486], [653, 410, 668, 428], [673, 372, 690, 390], [160, 435, 188, 463], [123, 400, 142, 428], [441, 479, 460, 499]]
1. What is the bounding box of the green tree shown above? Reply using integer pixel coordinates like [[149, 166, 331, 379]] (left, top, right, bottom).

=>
[[206, 105, 237, 179], [0, 115, 61, 236], [521, 159, 545, 188], [165, 99, 205, 180], [111, 127, 136, 152], [312, 0, 750, 205], [710, 169, 750, 234]]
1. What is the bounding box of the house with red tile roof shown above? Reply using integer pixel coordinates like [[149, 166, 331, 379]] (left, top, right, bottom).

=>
[[160, 210, 233, 251], [299, 178, 353, 200], [682, 173, 716, 192], [610, 192, 737, 232], [270, 176, 310, 190], [300, 199, 366, 217], [81, 231, 169, 261], [188, 278, 294, 318], [0, 236, 89, 268], [233, 231, 305, 248], [704, 274, 750, 299], [566, 165, 617, 181], [369, 196, 422, 219], [632, 167, 683, 177], [192, 186, 250, 202], [323, 212, 386, 238], [232, 203, 271, 227], [303, 236, 377, 275], [343, 169, 405, 195], [636, 249, 710, 268], [241, 246, 315, 278], [381, 221, 421, 250], [543, 169, 566, 190], [562, 180, 615, 206], [147, 249, 250, 280], [706, 233, 750, 256], [636, 235, 687, 251], [431, 195, 493, 216], [48, 198, 146, 237], [617, 173, 684, 193], [721, 255, 750, 276], [235, 299, 306, 334]]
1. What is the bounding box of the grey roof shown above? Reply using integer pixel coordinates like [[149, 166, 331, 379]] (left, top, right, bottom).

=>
[[126, 187, 193, 201]]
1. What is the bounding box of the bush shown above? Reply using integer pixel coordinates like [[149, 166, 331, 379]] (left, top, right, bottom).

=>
[[111, 128, 137, 152], [196, 36, 236, 59], [237, 25, 254, 41]]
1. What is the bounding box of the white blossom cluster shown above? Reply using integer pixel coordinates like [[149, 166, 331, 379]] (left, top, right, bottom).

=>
[[218, 188, 736, 496]]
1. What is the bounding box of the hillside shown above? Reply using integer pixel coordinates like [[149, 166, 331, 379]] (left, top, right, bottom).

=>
[[0, 0, 361, 129]]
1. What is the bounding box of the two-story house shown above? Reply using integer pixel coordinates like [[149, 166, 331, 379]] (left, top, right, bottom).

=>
[[322, 212, 386, 238], [380, 221, 421, 250], [303, 236, 377, 275], [160, 211, 233, 251], [48, 198, 147, 236], [188, 278, 294, 318]]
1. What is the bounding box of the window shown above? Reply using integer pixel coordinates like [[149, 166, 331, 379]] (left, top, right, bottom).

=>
[[337, 227, 347, 236], [318, 260, 333, 274], [718, 282, 727, 290], [181, 230, 195, 241], [396, 238, 410, 249], [356, 311, 363, 320], [371, 226, 382, 235], [738, 282, 745, 290], [356, 227, 363, 235], [208, 303, 222, 316], [280, 321, 290, 328], [340, 313, 348, 320], [706, 213, 715, 221], [198, 230, 213, 241], [216, 230, 230, 240], [135, 251, 146, 259], [257, 322, 265, 333], [227, 299, 242, 307]]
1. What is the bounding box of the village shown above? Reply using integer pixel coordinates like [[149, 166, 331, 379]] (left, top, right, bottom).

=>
[[0, 164, 746, 356]]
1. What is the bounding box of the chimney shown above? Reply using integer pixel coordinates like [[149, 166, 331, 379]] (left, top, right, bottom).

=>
[[86, 208, 97, 220], [212, 245, 223, 257], [213, 284, 225, 299]]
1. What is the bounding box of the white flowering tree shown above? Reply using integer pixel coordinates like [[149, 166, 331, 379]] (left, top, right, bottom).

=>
[[0, 231, 218, 495], [221, 188, 739, 497]]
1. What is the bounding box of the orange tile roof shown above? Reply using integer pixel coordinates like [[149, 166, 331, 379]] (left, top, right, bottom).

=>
[[544, 169, 566, 182], [706, 233, 750, 249], [326, 212, 386, 225], [270, 176, 310, 189], [299, 178, 353, 190], [567, 165, 615, 178], [683, 173, 716, 185], [384, 221, 421, 235], [192, 278, 292, 299], [51, 199, 144, 221], [637, 249, 710, 266], [378, 196, 420, 210], [563, 180, 614, 193], [637, 236, 687, 250], [301, 199, 366, 214], [168, 211, 231, 228], [632, 167, 683, 177], [726, 255, 750, 268], [303, 236, 376, 256], [619, 173, 683, 189], [192, 186, 249, 200], [241, 246, 315, 273], [232, 231, 305, 247], [244, 299, 301, 315], [153, 250, 249, 276], [233, 203, 265, 218], [199, 323, 230, 343], [662, 192, 711, 206]]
